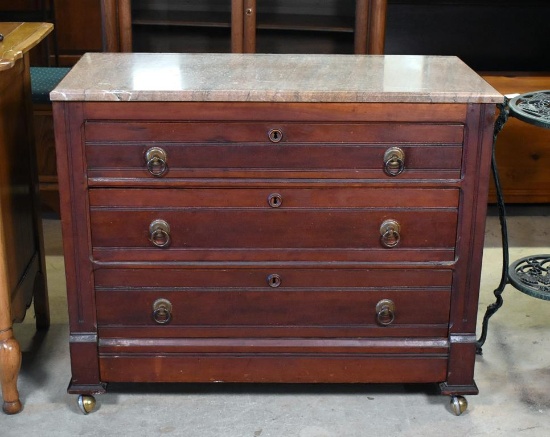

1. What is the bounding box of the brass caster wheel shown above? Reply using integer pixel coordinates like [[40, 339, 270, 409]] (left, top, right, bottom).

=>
[[450, 395, 468, 416], [77, 395, 96, 415]]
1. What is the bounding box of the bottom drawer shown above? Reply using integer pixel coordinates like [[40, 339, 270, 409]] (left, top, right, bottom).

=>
[[98, 345, 449, 384]]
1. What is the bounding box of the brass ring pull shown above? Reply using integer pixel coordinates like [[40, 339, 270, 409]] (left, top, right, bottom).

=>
[[383, 147, 405, 176], [268, 128, 283, 143], [145, 146, 168, 177], [380, 219, 401, 248], [267, 273, 281, 288], [152, 298, 173, 324], [268, 193, 283, 208], [376, 299, 395, 326], [149, 219, 171, 248]]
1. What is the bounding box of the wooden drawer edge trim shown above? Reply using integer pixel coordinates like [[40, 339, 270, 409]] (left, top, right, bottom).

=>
[[82, 101, 469, 122]]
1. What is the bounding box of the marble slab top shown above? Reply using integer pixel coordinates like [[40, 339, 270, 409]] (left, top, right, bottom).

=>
[[51, 53, 502, 104]]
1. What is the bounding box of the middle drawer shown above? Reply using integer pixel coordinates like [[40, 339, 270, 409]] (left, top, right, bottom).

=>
[[89, 187, 459, 263]]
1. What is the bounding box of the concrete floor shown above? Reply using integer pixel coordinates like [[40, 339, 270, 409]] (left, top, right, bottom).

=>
[[3, 207, 550, 436]]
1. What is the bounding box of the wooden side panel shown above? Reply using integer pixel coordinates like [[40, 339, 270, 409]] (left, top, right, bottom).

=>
[[52, 102, 96, 333]]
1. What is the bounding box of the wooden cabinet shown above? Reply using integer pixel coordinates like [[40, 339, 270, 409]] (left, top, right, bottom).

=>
[[0, 22, 51, 415], [101, 0, 387, 54], [53, 0, 102, 66], [51, 53, 500, 413]]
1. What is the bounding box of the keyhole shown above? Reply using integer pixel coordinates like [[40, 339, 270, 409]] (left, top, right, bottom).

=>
[[267, 274, 281, 288], [268, 193, 282, 208], [268, 128, 283, 143]]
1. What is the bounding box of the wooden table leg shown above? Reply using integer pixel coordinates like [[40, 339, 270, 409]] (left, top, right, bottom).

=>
[[1, 217, 22, 414], [0, 328, 22, 414], [0, 185, 22, 414]]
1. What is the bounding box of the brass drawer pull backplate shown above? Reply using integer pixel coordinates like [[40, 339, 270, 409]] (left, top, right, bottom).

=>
[[383, 147, 405, 176], [145, 146, 168, 177], [376, 299, 395, 326], [149, 219, 171, 248], [152, 298, 173, 324], [380, 219, 401, 248]]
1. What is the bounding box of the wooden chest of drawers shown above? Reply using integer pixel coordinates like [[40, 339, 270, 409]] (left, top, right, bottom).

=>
[[51, 53, 501, 414]]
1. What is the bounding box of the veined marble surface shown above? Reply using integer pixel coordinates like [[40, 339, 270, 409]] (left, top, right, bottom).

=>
[[51, 53, 502, 103]]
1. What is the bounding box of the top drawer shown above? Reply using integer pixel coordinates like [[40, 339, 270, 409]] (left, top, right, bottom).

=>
[[84, 121, 464, 183]]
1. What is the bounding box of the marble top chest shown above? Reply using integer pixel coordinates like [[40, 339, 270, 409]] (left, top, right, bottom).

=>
[[51, 53, 501, 414]]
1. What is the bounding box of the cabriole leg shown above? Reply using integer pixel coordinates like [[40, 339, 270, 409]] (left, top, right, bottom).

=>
[[0, 331, 22, 414]]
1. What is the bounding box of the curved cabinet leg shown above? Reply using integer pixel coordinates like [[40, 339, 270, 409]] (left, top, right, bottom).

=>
[[0, 331, 22, 414]]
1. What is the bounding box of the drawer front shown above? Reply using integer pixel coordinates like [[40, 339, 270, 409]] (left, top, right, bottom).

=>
[[89, 188, 458, 262], [95, 268, 452, 328], [84, 122, 464, 181]]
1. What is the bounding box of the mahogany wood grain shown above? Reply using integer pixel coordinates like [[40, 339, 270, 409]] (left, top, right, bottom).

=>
[[94, 267, 452, 288], [54, 96, 494, 399], [100, 0, 119, 52], [82, 101, 468, 123], [354, 0, 370, 54], [89, 209, 458, 252], [243, 0, 256, 53], [448, 104, 495, 335], [231, 0, 244, 52], [84, 121, 464, 144], [95, 288, 451, 327], [368, 0, 387, 54], [85, 144, 462, 181], [53, 0, 102, 65], [99, 355, 448, 384], [100, 0, 132, 52], [88, 187, 459, 209], [92, 248, 456, 265], [117, 0, 133, 52]]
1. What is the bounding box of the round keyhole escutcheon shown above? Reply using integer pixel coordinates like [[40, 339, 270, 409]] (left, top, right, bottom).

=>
[[268, 193, 283, 208], [268, 128, 283, 143], [267, 273, 281, 288]]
